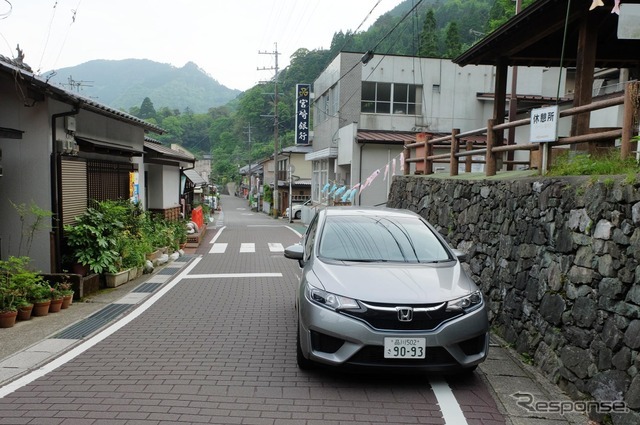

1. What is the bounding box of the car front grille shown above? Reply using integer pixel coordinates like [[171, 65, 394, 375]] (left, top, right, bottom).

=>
[[342, 301, 463, 331]]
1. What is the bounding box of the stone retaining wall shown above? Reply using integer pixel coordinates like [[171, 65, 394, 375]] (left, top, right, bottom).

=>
[[387, 175, 640, 424]]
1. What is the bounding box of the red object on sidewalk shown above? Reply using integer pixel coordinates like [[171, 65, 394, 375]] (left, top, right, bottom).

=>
[[191, 206, 204, 230]]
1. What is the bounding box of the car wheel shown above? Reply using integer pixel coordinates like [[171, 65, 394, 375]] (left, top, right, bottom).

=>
[[296, 321, 315, 370], [295, 210, 301, 219]]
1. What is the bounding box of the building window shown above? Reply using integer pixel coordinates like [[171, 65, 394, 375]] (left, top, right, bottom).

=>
[[312, 159, 329, 202], [361, 82, 422, 115]]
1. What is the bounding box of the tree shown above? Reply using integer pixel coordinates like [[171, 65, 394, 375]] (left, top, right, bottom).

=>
[[418, 9, 439, 57], [444, 22, 462, 58], [139, 97, 157, 120]]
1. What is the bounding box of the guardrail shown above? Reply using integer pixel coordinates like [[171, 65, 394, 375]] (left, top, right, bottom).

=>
[[403, 81, 639, 177]]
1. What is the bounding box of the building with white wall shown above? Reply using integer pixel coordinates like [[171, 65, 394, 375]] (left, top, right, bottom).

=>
[[308, 52, 565, 207]]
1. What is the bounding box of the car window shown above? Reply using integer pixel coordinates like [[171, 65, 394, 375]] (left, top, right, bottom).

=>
[[318, 215, 451, 263]]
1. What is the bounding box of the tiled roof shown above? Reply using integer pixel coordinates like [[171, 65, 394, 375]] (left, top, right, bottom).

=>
[[144, 138, 195, 162], [0, 59, 165, 134]]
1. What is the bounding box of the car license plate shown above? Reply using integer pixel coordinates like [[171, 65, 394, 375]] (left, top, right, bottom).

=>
[[384, 338, 426, 359]]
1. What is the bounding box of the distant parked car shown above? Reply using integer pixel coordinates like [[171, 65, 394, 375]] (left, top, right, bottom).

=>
[[284, 199, 311, 219], [284, 206, 489, 372]]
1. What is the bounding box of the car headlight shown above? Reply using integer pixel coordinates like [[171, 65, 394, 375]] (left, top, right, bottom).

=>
[[446, 290, 483, 313], [305, 283, 361, 311]]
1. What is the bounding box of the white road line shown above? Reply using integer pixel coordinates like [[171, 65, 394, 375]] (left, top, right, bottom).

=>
[[183, 273, 282, 279], [209, 243, 228, 254], [429, 378, 468, 425], [268, 243, 284, 252], [209, 226, 226, 243], [284, 225, 303, 238], [240, 243, 255, 253], [0, 257, 203, 399]]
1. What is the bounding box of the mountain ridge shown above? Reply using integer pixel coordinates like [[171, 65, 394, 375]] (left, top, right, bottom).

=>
[[45, 58, 241, 114]]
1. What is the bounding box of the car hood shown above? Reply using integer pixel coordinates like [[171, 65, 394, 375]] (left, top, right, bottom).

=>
[[311, 259, 476, 304]]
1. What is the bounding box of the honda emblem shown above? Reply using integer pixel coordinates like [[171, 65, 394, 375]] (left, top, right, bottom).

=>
[[396, 307, 413, 322]]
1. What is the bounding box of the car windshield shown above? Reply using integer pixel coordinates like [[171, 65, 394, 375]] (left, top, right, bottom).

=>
[[318, 215, 452, 263]]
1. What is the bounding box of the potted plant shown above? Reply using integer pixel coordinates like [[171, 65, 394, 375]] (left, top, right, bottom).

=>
[[0, 256, 47, 323], [54, 279, 74, 309], [119, 233, 146, 281], [0, 279, 18, 328], [30, 282, 53, 317], [63, 206, 122, 276]]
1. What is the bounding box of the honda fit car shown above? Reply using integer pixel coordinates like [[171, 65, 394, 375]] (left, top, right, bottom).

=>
[[284, 206, 489, 372]]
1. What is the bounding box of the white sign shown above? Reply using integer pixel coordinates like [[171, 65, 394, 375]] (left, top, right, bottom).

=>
[[530, 105, 559, 143], [618, 4, 640, 40]]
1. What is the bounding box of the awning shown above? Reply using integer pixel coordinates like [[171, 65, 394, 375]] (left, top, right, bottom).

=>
[[75, 136, 143, 156], [0, 126, 24, 139], [183, 169, 208, 187], [357, 131, 421, 144]]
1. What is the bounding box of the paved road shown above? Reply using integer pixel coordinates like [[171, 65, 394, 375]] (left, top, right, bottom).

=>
[[0, 195, 586, 424]]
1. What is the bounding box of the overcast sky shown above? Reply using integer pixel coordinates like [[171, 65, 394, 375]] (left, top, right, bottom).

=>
[[0, 0, 405, 91]]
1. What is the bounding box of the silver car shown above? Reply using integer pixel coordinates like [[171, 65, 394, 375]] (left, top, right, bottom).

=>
[[284, 206, 489, 372]]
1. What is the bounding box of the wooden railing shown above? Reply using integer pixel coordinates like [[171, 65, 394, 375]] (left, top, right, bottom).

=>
[[403, 81, 639, 177]]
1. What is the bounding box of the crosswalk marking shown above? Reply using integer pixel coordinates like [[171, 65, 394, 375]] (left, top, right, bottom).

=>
[[207, 242, 287, 254], [268, 243, 284, 252], [209, 243, 228, 254], [240, 243, 255, 253]]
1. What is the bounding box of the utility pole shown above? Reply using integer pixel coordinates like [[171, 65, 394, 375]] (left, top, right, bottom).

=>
[[258, 43, 280, 217], [244, 124, 253, 198]]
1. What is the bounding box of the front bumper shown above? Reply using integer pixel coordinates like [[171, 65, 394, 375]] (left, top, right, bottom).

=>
[[298, 298, 489, 370]]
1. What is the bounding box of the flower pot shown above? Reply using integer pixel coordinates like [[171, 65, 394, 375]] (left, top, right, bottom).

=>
[[0, 311, 18, 328], [17, 304, 34, 320], [128, 268, 138, 282], [71, 262, 90, 277], [61, 294, 73, 309], [49, 298, 63, 313], [104, 269, 130, 288], [145, 249, 161, 262], [32, 300, 51, 317]]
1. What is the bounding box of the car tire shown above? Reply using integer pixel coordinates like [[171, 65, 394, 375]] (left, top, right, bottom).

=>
[[296, 321, 315, 370], [295, 210, 301, 219]]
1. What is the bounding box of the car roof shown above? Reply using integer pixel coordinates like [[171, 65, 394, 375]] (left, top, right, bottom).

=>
[[322, 206, 419, 219]]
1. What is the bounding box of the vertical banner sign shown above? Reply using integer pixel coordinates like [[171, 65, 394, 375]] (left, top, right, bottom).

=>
[[295, 84, 311, 145], [129, 171, 140, 204]]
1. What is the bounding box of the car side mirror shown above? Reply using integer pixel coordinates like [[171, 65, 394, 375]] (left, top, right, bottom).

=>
[[284, 243, 304, 264], [452, 249, 467, 262]]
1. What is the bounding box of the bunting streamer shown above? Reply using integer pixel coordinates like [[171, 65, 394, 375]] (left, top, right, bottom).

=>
[[612, 0, 621, 14], [319, 152, 405, 203], [589, 0, 605, 10], [360, 169, 381, 193]]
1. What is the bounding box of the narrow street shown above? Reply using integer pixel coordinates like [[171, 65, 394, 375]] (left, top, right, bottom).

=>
[[0, 195, 582, 424]]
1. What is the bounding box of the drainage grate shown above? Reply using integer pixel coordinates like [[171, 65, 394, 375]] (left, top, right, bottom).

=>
[[156, 268, 177, 275], [133, 281, 163, 293], [52, 304, 132, 340]]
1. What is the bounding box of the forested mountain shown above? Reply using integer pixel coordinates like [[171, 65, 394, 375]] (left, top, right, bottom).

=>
[[46, 59, 241, 113], [45, 0, 529, 186]]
